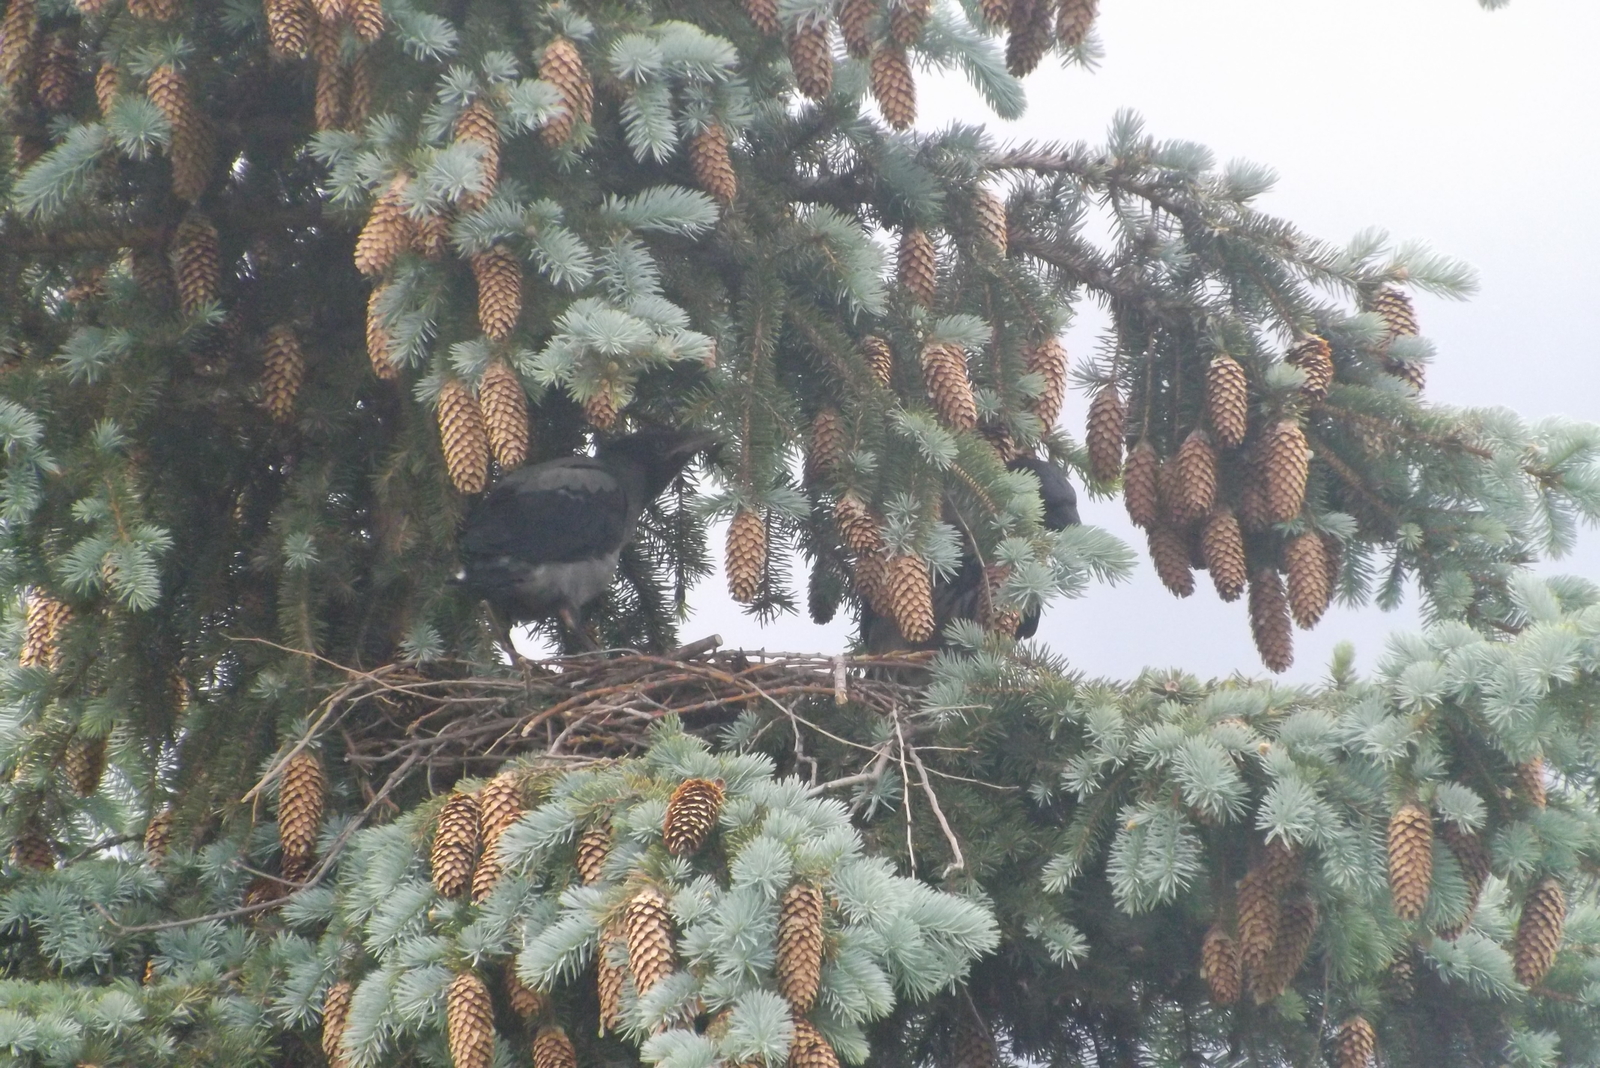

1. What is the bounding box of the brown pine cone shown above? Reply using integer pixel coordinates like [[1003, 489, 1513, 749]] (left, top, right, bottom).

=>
[[863, 335, 894, 386], [430, 790, 481, 899], [1320, 532, 1343, 596], [1005, 0, 1052, 76], [36, 31, 74, 112], [837, 0, 875, 55], [471, 771, 524, 902], [582, 385, 618, 430], [807, 408, 847, 483], [1238, 463, 1272, 533], [790, 1018, 842, 1068], [1147, 525, 1194, 598], [777, 882, 825, 1013], [1437, 822, 1490, 940], [1516, 756, 1547, 808], [853, 550, 892, 615], [1251, 892, 1316, 1003], [437, 378, 490, 494], [664, 777, 725, 856], [1025, 336, 1068, 430], [347, 48, 374, 125], [787, 17, 833, 99], [1283, 531, 1331, 629], [595, 926, 626, 1032], [261, 325, 306, 424], [1287, 336, 1334, 400], [1170, 429, 1217, 523], [1368, 285, 1418, 344], [744, 0, 782, 35], [506, 962, 547, 1018], [539, 37, 592, 148], [1261, 419, 1311, 524], [899, 227, 938, 306], [311, 0, 348, 21], [63, 735, 107, 796], [1386, 802, 1433, 922], [9, 827, 53, 871], [870, 42, 916, 130], [835, 494, 885, 555], [1335, 1016, 1376, 1068], [349, 0, 384, 40], [1123, 441, 1159, 528], [477, 359, 529, 469], [313, 58, 347, 132], [21, 592, 72, 670], [922, 341, 977, 431], [1201, 510, 1247, 602], [445, 972, 496, 1068], [1084, 384, 1126, 485], [146, 64, 210, 201], [1205, 354, 1249, 447], [1054, 0, 1096, 45], [533, 1026, 577, 1068], [455, 98, 501, 209], [689, 123, 737, 204], [126, 0, 180, 15], [143, 807, 174, 863], [1512, 876, 1565, 988], [322, 981, 353, 1068], [1199, 926, 1240, 1005], [411, 210, 450, 260], [1248, 568, 1293, 673], [278, 751, 327, 865], [265, 0, 313, 57], [365, 285, 399, 380], [95, 59, 118, 116], [887, 553, 936, 642], [953, 1003, 999, 1068], [1236, 869, 1280, 983], [973, 186, 1008, 257], [979, 0, 1010, 25], [725, 508, 767, 604], [888, 0, 929, 42], [623, 886, 676, 994], [472, 245, 522, 341], [353, 176, 414, 276], [0, 0, 37, 94], [576, 824, 612, 884]]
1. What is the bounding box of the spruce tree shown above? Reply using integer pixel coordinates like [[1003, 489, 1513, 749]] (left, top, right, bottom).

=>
[[3, 1, 1600, 1067]]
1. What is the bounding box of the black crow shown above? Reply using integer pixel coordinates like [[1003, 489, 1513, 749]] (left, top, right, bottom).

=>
[[457, 427, 717, 649], [864, 455, 1080, 650]]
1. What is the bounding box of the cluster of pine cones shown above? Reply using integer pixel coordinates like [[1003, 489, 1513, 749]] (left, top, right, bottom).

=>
[[1084, 287, 1425, 672]]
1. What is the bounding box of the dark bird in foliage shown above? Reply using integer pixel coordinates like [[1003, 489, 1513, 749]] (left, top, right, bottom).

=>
[[864, 455, 1080, 651], [456, 428, 717, 650]]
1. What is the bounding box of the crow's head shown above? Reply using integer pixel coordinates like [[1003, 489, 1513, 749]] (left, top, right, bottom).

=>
[[599, 427, 719, 498], [1007, 456, 1080, 530]]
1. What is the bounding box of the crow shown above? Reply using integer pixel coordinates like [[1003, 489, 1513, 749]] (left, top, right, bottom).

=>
[[456, 427, 717, 650], [864, 454, 1080, 651]]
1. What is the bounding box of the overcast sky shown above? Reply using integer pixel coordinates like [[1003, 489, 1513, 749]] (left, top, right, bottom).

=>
[[681, 0, 1600, 681]]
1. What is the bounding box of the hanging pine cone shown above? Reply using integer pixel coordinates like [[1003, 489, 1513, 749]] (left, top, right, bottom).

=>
[[349, 0, 383, 40], [576, 824, 612, 884], [262, 325, 306, 424], [506, 963, 547, 1018], [808, 561, 843, 625], [1054, 0, 1096, 45], [1024, 337, 1068, 430], [539, 37, 592, 148], [430, 790, 481, 899], [623, 886, 676, 994], [0, 0, 36, 93], [837, 0, 875, 55], [455, 98, 501, 210], [899, 227, 938, 306], [313, 45, 346, 131], [787, 16, 833, 100], [887, 553, 936, 642], [1205, 355, 1249, 447], [10, 828, 53, 870], [888, 0, 929, 43], [1287, 336, 1334, 400], [95, 59, 118, 116], [1248, 568, 1293, 673], [365, 286, 398, 380], [1123, 442, 1160, 529], [853, 550, 892, 615], [63, 735, 106, 796], [353, 176, 414, 276], [953, 1003, 999, 1068], [596, 927, 626, 1032], [777, 882, 825, 1013], [477, 359, 529, 469], [973, 186, 1007, 257], [445, 971, 496, 1068], [664, 777, 725, 856], [471, 771, 524, 902], [1388, 948, 1415, 1000], [922, 341, 977, 431], [1238, 464, 1272, 534], [744, 0, 781, 35], [1004, 0, 1052, 76], [1516, 756, 1547, 808], [437, 378, 490, 494], [869, 42, 915, 130], [1386, 802, 1433, 921], [21, 592, 71, 669], [1513, 876, 1565, 988], [1368, 285, 1418, 344], [410, 210, 450, 260], [689, 123, 737, 204], [471, 245, 522, 340], [533, 1026, 578, 1068], [1320, 532, 1343, 596], [348, 48, 374, 126], [146, 64, 209, 201], [1438, 822, 1490, 940], [1199, 926, 1240, 1005], [311, 0, 347, 21], [143, 807, 174, 863], [1261, 419, 1311, 524], [36, 31, 74, 112], [265, 0, 313, 57], [835, 494, 885, 555], [1252, 892, 1316, 1003], [790, 1018, 842, 1068], [278, 751, 326, 865], [1236, 868, 1281, 983], [1202, 510, 1247, 602], [864, 335, 894, 386], [1335, 1016, 1376, 1068], [1171, 429, 1217, 523], [582, 385, 618, 431], [1084, 384, 1125, 485], [979, 0, 1010, 25], [322, 981, 353, 1068], [1147, 525, 1194, 598], [725, 508, 767, 604], [1283, 531, 1331, 629], [127, 0, 180, 18], [171, 214, 222, 316], [807, 408, 847, 483]]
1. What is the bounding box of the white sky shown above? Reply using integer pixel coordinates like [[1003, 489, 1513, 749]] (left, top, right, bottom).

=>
[[684, 0, 1600, 681]]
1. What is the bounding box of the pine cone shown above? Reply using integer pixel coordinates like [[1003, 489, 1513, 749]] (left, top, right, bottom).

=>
[[777, 882, 825, 1013], [430, 790, 481, 899], [365, 285, 398, 380], [808, 561, 843, 625], [1147, 525, 1194, 598], [973, 186, 1008, 257], [348, 48, 374, 124], [63, 735, 106, 796], [595, 926, 626, 1032], [899, 227, 938, 306], [505, 963, 547, 1018], [0, 0, 36, 94], [1386, 802, 1433, 921], [1283, 531, 1330, 629], [1252, 892, 1316, 1003], [922, 341, 977, 431], [1170, 429, 1217, 523], [870, 43, 915, 130], [278, 751, 326, 865], [349, 0, 384, 41], [1205, 355, 1249, 447], [1201, 510, 1247, 602], [265, 0, 313, 57], [10, 828, 53, 870], [353, 176, 414, 276], [664, 777, 725, 856], [1368, 285, 1418, 344], [623, 886, 676, 994], [979, 0, 1010, 24], [1321, 532, 1343, 597], [1437, 822, 1490, 940], [1261, 419, 1311, 524], [1516, 756, 1547, 808], [1387, 354, 1426, 392], [1055, 0, 1096, 44], [1199, 926, 1240, 1005], [1335, 1016, 1376, 1068], [408, 210, 450, 260], [532, 1026, 577, 1068], [725, 508, 767, 604], [127, 0, 180, 19], [471, 245, 522, 341], [322, 981, 353, 1068], [787, 17, 833, 100], [1513, 876, 1565, 988], [445, 972, 496, 1068], [1248, 568, 1293, 673], [171, 213, 221, 316], [689, 123, 737, 204], [95, 59, 118, 116], [953, 1003, 999, 1068], [582, 386, 617, 431], [790, 1017, 842, 1068], [455, 99, 501, 210], [1238, 462, 1272, 533], [1287, 336, 1334, 400], [807, 408, 847, 483], [471, 771, 524, 902], [837, 0, 875, 56], [437, 378, 490, 494], [1388, 948, 1415, 1000], [1005, 0, 1052, 76], [835, 494, 885, 555], [21, 592, 71, 669], [1123, 441, 1160, 528], [312, 0, 348, 21], [477, 360, 529, 469], [576, 824, 612, 884], [1236, 868, 1280, 983], [1083, 384, 1125, 485], [887, 553, 936, 642], [146, 64, 209, 201], [744, 0, 782, 36], [539, 38, 592, 148], [36, 31, 74, 112], [853, 550, 892, 615], [262, 325, 306, 424], [864, 335, 894, 386], [313, 47, 347, 131], [888, 0, 929, 43], [143, 807, 174, 863]]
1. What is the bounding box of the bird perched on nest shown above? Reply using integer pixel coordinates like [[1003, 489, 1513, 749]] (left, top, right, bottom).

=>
[[456, 427, 717, 650], [864, 454, 1080, 651]]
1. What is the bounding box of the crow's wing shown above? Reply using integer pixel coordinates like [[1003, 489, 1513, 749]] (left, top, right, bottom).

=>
[[461, 457, 630, 565]]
